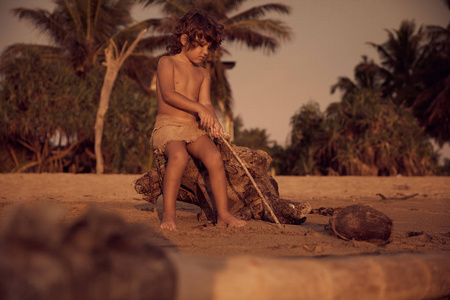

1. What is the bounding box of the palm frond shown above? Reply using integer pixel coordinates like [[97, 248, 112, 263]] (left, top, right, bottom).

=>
[[92, 0, 103, 35], [59, 0, 84, 35], [208, 58, 233, 114], [109, 0, 134, 24], [136, 35, 170, 52], [1, 44, 63, 63], [102, 18, 164, 52], [221, 0, 246, 13], [227, 19, 291, 40], [161, 1, 188, 17], [330, 77, 357, 95], [367, 41, 396, 69], [225, 27, 277, 53], [118, 18, 163, 36], [123, 54, 159, 91], [226, 3, 290, 24], [12, 7, 67, 45], [134, 0, 167, 7]]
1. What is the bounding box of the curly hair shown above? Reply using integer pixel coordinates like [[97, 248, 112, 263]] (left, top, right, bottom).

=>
[[167, 9, 224, 55]]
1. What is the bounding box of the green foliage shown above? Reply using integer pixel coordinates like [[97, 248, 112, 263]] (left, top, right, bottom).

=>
[[0, 47, 96, 140], [412, 22, 450, 146], [12, 0, 137, 74], [365, 18, 450, 145], [233, 115, 285, 174], [321, 90, 437, 175], [0, 0, 162, 173], [284, 101, 325, 175], [233, 116, 272, 152], [319, 16, 450, 175], [0, 48, 156, 173], [0, 47, 97, 172], [103, 71, 157, 173], [283, 92, 437, 176]]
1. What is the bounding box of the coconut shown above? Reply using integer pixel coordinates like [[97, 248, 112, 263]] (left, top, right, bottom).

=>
[[330, 204, 393, 244]]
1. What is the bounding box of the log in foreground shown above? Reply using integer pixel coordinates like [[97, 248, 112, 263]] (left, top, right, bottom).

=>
[[135, 137, 311, 225], [171, 252, 450, 300], [1, 204, 448, 300]]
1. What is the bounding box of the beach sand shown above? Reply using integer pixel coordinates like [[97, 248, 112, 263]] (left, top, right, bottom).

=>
[[0, 174, 449, 258]]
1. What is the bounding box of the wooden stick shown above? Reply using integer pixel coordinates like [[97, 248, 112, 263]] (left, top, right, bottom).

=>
[[376, 193, 419, 201], [220, 136, 282, 227]]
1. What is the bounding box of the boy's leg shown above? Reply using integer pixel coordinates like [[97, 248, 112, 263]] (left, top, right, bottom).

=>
[[161, 141, 189, 230], [187, 136, 246, 227]]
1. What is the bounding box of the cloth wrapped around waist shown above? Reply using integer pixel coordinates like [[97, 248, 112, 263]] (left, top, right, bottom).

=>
[[151, 114, 208, 153]]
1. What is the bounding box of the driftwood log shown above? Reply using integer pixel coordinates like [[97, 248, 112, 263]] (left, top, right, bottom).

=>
[[134, 137, 311, 225], [0, 205, 176, 300], [171, 252, 450, 300], [2, 205, 449, 300]]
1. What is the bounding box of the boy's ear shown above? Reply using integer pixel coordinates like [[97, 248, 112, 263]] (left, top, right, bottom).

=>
[[180, 34, 188, 46]]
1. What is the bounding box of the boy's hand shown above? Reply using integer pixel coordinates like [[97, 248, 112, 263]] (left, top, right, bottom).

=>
[[197, 104, 223, 138], [209, 119, 224, 138], [197, 106, 215, 130]]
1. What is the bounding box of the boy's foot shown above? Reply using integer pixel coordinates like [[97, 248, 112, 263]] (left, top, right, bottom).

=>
[[160, 214, 177, 231], [217, 213, 246, 228]]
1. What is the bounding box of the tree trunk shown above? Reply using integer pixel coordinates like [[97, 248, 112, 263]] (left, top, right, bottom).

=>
[[94, 30, 147, 174], [94, 52, 119, 174]]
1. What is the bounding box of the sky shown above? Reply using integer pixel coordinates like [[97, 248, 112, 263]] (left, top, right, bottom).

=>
[[1, 0, 449, 158]]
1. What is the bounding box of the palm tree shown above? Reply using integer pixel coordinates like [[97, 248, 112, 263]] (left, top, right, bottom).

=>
[[331, 56, 386, 98], [324, 89, 436, 175], [412, 5, 450, 146], [1, 0, 162, 173], [368, 20, 425, 106], [136, 0, 292, 138], [12, 0, 167, 66], [0, 39, 157, 173], [360, 15, 449, 145], [11, 0, 131, 73]]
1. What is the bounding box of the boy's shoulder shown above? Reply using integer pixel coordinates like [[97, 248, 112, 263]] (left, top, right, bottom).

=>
[[158, 55, 174, 66]]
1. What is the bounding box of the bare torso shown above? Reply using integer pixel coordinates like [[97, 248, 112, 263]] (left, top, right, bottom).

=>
[[156, 56, 206, 121]]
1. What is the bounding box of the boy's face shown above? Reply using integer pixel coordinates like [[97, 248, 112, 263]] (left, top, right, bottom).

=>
[[181, 35, 211, 64]]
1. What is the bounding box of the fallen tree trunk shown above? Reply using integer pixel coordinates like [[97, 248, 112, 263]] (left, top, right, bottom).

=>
[[171, 252, 450, 300], [134, 137, 311, 225]]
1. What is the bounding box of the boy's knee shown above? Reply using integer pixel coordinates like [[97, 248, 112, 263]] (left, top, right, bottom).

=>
[[168, 150, 189, 165], [205, 150, 223, 169], [212, 150, 223, 163]]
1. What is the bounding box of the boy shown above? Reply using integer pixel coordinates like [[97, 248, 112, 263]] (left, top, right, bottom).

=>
[[151, 9, 246, 230]]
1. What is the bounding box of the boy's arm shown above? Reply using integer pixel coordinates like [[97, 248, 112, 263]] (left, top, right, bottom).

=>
[[157, 57, 214, 127], [198, 70, 223, 138]]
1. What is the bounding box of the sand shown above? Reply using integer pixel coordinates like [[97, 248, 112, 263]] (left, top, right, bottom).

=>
[[0, 174, 449, 258]]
